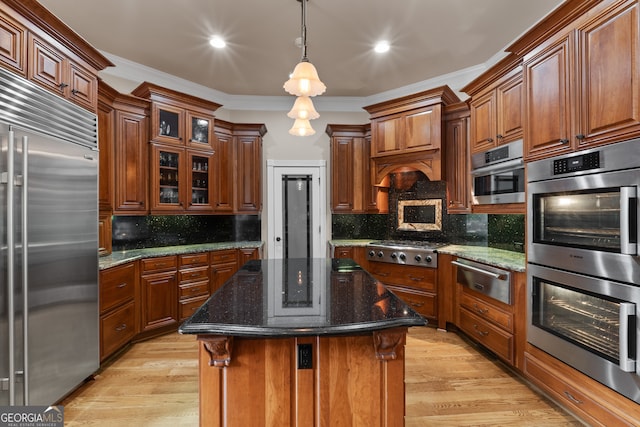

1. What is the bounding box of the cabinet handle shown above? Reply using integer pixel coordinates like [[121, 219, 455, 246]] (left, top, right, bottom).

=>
[[58, 82, 68, 90], [115, 323, 127, 332], [496, 134, 503, 139], [408, 275, 424, 282], [486, 137, 494, 143], [376, 272, 390, 277], [409, 301, 424, 308], [116, 282, 128, 289], [576, 134, 585, 140], [559, 138, 570, 144], [71, 89, 79, 95], [473, 303, 488, 315], [473, 324, 489, 337], [563, 390, 584, 405]]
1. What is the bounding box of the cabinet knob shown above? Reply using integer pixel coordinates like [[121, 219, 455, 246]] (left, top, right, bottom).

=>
[[58, 82, 68, 90], [71, 89, 79, 95], [576, 134, 585, 140], [496, 134, 503, 139], [486, 137, 494, 143], [559, 138, 570, 144]]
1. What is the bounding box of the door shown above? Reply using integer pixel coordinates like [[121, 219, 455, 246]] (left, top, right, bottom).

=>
[[267, 160, 326, 260]]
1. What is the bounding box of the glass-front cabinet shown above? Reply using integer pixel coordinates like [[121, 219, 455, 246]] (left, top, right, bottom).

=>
[[151, 144, 214, 213], [187, 112, 213, 150]]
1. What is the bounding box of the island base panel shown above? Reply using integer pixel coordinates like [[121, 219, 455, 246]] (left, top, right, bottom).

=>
[[198, 330, 407, 427]]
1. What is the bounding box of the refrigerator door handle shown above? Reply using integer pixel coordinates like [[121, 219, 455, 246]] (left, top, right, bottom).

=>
[[21, 135, 29, 404], [6, 129, 15, 405]]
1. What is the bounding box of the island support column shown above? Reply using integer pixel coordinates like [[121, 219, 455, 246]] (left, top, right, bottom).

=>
[[197, 327, 408, 427]]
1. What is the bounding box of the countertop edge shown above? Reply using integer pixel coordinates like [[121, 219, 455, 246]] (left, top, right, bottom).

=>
[[99, 241, 264, 270]]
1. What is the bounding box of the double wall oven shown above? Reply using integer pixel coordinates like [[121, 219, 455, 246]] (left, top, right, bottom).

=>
[[526, 138, 640, 403]]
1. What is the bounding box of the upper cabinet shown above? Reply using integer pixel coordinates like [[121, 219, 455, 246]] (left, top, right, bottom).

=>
[[443, 102, 471, 214], [326, 124, 388, 214], [510, 0, 640, 161], [462, 57, 524, 155], [364, 86, 460, 184], [0, 0, 112, 112]]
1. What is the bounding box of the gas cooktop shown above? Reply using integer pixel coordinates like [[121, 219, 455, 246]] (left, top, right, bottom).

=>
[[366, 240, 448, 267]]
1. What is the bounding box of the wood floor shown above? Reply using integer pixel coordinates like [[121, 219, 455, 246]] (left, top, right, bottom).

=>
[[60, 327, 583, 426]]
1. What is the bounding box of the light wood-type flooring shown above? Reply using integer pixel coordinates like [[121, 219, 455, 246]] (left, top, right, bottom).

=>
[[60, 326, 583, 426]]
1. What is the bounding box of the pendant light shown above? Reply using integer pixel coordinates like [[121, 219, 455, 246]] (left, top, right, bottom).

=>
[[289, 118, 316, 136], [287, 96, 320, 120], [283, 0, 326, 97]]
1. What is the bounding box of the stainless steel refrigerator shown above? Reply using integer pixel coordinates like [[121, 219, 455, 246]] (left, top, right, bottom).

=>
[[0, 67, 99, 405]]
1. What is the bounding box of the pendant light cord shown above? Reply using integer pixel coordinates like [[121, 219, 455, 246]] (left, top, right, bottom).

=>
[[300, 0, 309, 62]]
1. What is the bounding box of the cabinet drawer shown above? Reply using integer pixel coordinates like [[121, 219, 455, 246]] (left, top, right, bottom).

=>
[[179, 266, 209, 283], [141, 255, 177, 273], [179, 294, 209, 321], [368, 263, 436, 291], [210, 249, 237, 264], [100, 300, 136, 360], [100, 262, 136, 313], [459, 291, 513, 333], [179, 252, 209, 268], [179, 280, 210, 299], [459, 308, 513, 364], [386, 285, 436, 319]]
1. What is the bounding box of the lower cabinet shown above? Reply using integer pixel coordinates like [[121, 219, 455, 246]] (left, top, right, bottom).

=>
[[367, 262, 437, 321], [99, 261, 138, 362], [140, 255, 178, 334], [210, 249, 239, 293], [178, 252, 210, 321]]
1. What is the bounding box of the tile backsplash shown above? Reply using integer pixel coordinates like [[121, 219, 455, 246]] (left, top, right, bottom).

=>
[[331, 172, 525, 253]]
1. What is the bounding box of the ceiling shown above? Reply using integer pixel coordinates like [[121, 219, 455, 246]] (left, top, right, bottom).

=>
[[38, 0, 564, 98]]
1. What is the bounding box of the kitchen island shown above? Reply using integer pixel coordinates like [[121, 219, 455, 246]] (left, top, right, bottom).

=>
[[179, 258, 427, 427]]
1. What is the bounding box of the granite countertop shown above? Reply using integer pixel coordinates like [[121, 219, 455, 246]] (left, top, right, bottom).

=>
[[99, 241, 264, 270], [179, 258, 427, 337], [329, 240, 526, 272]]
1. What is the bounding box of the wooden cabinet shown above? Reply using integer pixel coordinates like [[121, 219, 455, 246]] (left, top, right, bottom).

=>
[[367, 263, 437, 321], [331, 245, 369, 268], [443, 102, 471, 214], [524, 345, 640, 426], [178, 252, 210, 321], [99, 261, 138, 361], [213, 120, 266, 214], [238, 247, 261, 267], [364, 86, 460, 184], [210, 249, 239, 293], [326, 124, 387, 214], [464, 63, 523, 155], [0, 6, 25, 76], [522, 0, 640, 161], [140, 255, 178, 334], [453, 258, 527, 370]]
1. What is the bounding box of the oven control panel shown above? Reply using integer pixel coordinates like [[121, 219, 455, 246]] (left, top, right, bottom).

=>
[[553, 151, 600, 175]]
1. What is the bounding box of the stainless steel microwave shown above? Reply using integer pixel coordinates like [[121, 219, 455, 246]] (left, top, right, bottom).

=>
[[470, 140, 525, 204]]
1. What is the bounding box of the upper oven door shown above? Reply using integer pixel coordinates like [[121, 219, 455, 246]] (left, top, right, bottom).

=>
[[527, 168, 639, 284]]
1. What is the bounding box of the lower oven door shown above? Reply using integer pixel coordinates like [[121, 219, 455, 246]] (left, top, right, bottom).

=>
[[527, 263, 640, 403]]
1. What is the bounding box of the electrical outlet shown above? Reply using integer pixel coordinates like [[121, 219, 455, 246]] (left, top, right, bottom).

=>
[[297, 344, 312, 369]]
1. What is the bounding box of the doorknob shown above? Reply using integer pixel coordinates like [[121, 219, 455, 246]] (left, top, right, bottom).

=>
[[276, 237, 281, 241]]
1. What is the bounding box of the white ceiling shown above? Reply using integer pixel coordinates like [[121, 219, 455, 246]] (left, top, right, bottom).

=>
[[39, 0, 564, 98]]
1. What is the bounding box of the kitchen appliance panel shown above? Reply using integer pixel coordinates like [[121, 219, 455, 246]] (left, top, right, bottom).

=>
[[471, 139, 525, 205]]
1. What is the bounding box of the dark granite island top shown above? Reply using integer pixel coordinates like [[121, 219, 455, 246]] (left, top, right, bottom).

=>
[[179, 257, 427, 337], [180, 258, 426, 427]]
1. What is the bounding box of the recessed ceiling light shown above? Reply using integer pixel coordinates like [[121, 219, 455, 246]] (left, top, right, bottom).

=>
[[209, 36, 226, 49], [374, 41, 390, 53]]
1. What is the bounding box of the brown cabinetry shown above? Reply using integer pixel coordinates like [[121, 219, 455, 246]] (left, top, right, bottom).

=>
[[140, 255, 178, 334], [238, 247, 261, 267], [443, 102, 471, 213], [522, 0, 640, 161], [326, 124, 387, 213], [210, 249, 239, 293], [178, 252, 210, 321], [464, 62, 523, 155], [367, 263, 437, 321], [99, 261, 138, 361]]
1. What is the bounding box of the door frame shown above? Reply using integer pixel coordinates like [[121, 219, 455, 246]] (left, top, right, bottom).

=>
[[266, 160, 327, 259]]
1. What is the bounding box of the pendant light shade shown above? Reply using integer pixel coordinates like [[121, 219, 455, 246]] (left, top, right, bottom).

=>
[[284, 61, 326, 97], [289, 118, 316, 136], [287, 95, 320, 120]]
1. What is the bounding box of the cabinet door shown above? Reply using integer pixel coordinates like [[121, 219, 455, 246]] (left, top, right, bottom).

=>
[[114, 110, 148, 214], [330, 136, 354, 212], [151, 102, 184, 145], [186, 150, 214, 212], [524, 34, 573, 160], [469, 90, 496, 154], [404, 106, 440, 151], [238, 248, 260, 267], [445, 115, 471, 213], [213, 130, 235, 212], [28, 33, 67, 97], [210, 262, 238, 294], [186, 112, 214, 150], [68, 60, 98, 111], [576, 0, 640, 148], [495, 72, 523, 144], [0, 8, 26, 76], [371, 115, 403, 156], [235, 135, 262, 213], [150, 144, 185, 213], [141, 271, 178, 331]]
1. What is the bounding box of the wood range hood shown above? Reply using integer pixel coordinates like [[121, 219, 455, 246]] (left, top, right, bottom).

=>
[[364, 86, 460, 186]]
